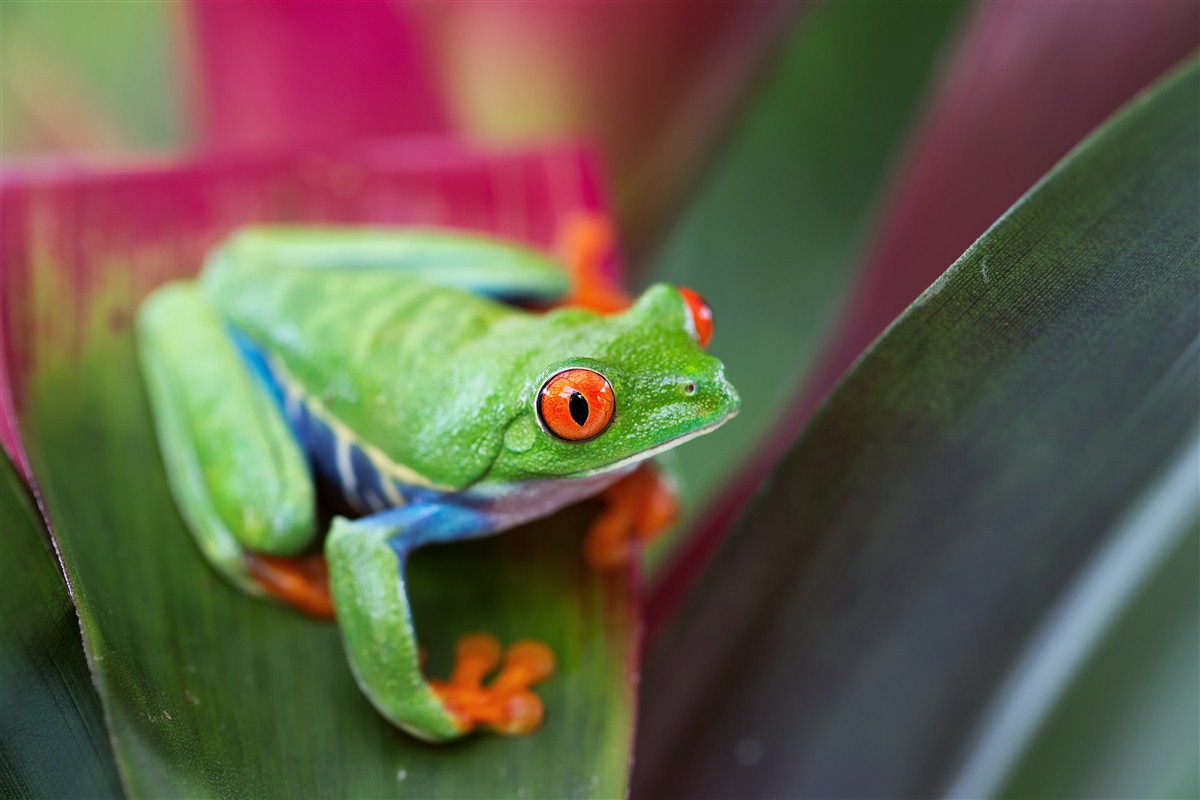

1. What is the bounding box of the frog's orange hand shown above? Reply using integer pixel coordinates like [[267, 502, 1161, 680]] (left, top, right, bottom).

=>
[[430, 634, 556, 736], [246, 552, 335, 619], [556, 211, 631, 313], [585, 463, 679, 568]]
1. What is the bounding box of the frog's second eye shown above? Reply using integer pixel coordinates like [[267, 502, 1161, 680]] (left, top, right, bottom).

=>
[[538, 368, 615, 441], [678, 286, 713, 348]]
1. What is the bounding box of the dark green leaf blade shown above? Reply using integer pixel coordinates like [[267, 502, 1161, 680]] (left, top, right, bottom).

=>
[[635, 58, 1200, 799], [0, 455, 123, 799], [967, 496, 1199, 799]]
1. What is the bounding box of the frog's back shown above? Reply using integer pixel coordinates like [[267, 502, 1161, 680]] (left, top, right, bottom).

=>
[[199, 235, 546, 490]]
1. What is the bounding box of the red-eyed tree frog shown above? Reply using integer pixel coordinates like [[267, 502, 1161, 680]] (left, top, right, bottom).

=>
[[136, 221, 739, 742]]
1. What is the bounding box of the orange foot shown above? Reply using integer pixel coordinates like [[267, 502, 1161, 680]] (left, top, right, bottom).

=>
[[555, 211, 631, 313], [430, 634, 557, 736], [246, 552, 335, 619], [585, 463, 680, 568]]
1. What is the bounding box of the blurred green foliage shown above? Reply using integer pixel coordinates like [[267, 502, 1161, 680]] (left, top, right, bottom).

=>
[[641, 0, 966, 565], [0, 0, 184, 153]]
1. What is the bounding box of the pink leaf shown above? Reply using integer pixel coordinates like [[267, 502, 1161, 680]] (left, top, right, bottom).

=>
[[1, 139, 611, 482], [189, 2, 450, 147], [189, 2, 790, 246]]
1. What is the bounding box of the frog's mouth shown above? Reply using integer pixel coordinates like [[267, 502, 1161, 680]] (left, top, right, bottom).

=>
[[564, 406, 739, 479]]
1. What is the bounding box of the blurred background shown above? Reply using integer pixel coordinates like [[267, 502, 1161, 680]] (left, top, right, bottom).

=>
[[0, 1, 786, 255], [2, 2, 1196, 798]]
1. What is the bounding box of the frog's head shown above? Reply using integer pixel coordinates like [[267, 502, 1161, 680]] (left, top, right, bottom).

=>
[[491, 283, 740, 480]]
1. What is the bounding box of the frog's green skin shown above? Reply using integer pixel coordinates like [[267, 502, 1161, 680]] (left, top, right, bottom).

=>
[[136, 226, 739, 741]]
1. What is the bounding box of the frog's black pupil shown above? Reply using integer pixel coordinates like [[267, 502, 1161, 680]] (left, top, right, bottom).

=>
[[569, 391, 590, 426]]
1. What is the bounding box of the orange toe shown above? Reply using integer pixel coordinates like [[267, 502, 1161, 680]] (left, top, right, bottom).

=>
[[491, 640, 556, 692], [489, 691, 545, 736], [449, 633, 503, 686], [430, 635, 557, 736], [247, 552, 335, 618]]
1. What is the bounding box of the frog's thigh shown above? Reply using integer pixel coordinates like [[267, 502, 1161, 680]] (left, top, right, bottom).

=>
[[137, 282, 316, 595]]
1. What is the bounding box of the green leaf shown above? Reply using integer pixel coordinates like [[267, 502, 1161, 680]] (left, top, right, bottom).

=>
[[5, 147, 635, 797], [640, 0, 966, 570], [635, 58, 1199, 798], [971, 498, 1199, 799], [0, 454, 123, 798]]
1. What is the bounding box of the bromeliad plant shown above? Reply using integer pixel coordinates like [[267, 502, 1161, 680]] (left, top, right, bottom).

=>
[[3, 143, 642, 798], [1, 2, 1197, 797]]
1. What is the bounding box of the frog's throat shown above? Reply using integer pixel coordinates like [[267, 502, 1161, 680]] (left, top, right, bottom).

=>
[[557, 408, 738, 480]]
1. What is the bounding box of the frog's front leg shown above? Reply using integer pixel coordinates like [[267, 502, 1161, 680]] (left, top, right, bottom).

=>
[[138, 282, 329, 613], [584, 463, 680, 568], [326, 504, 555, 741]]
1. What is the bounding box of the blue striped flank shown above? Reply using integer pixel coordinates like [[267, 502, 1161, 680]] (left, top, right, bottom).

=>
[[231, 330, 409, 514]]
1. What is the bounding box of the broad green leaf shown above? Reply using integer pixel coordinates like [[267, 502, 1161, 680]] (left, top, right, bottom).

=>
[[640, 0, 966, 572], [635, 59, 1199, 799], [4, 145, 635, 797], [0, 455, 123, 798], [971, 506, 1199, 799]]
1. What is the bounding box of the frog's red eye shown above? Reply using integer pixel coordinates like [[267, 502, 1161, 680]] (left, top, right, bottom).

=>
[[538, 368, 615, 441], [678, 286, 713, 348]]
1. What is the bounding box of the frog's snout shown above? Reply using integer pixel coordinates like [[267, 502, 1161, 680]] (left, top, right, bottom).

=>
[[721, 374, 741, 417], [678, 367, 740, 420]]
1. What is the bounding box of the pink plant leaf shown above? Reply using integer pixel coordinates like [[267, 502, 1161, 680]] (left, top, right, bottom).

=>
[[1, 138, 637, 797], [189, 2, 450, 147]]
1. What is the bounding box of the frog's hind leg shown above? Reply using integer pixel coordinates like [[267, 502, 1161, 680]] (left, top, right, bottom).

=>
[[326, 505, 556, 741], [137, 282, 329, 615], [554, 211, 631, 313], [585, 463, 679, 568]]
